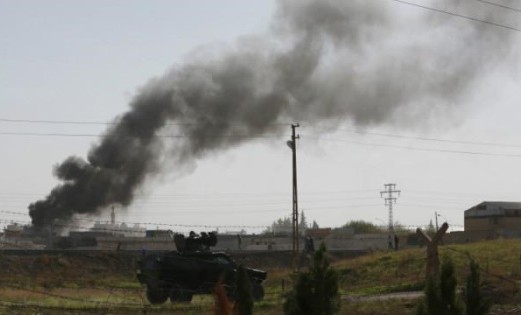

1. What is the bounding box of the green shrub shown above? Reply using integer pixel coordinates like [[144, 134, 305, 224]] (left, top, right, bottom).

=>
[[417, 256, 463, 315], [284, 242, 340, 315], [464, 260, 491, 315]]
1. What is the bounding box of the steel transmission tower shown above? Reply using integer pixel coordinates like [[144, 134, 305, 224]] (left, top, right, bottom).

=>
[[380, 183, 401, 248]]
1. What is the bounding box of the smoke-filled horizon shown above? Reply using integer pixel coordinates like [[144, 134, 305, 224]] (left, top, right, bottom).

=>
[[28, 0, 518, 228]]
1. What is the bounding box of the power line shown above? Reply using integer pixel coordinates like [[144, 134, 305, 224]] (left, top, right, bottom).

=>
[[0, 117, 291, 127], [0, 118, 111, 125], [477, 0, 521, 13], [0, 208, 465, 230], [390, 0, 521, 32], [0, 192, 473, 212], [304, 136, 521, 158], [6, 116, 521, 150], [0, 214, 269, 230], [0, 188, 511, 209], [0, 188, 379, 197], [5, 125, 521, 158], [0, 131, 283, 140], [0, 218, 461, 237], [0, 192, 388, 207], [330, 128, 521, 149], [0, 132, 102, 137]]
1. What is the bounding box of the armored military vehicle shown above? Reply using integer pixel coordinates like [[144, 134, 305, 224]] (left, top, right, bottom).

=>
[[136, 232, 267, 304]]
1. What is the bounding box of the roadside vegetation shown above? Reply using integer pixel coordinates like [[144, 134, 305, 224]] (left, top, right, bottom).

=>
[[0, 239, 520, 314]]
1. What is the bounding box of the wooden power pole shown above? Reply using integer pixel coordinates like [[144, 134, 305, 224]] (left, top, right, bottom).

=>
[[287, 123, 300, 271]]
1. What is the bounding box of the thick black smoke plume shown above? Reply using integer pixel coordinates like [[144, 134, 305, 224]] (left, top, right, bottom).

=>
[[29, 0, 518, 228]]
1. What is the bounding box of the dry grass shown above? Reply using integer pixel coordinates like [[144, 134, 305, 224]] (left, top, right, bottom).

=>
[[0, 239, 520, 313]]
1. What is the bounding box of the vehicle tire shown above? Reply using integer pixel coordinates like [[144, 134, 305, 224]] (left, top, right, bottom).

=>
[[251, 283, 265, 301], [146, 286, 168, 305], [170, 287, 193, 303]]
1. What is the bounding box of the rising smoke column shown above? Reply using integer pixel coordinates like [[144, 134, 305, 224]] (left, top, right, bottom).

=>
[[29, 0, 519, 228]]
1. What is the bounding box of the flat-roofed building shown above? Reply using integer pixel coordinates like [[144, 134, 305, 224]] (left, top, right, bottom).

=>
[[465, 201, 521, 239]]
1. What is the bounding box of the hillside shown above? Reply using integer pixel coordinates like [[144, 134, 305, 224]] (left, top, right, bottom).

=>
[[0, 240, 520, 314], [333, 239, 521, 298]]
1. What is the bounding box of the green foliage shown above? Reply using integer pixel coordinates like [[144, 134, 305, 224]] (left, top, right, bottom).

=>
[[300, 211, 309, 235], [439, 257, 462, 315], [426, 220, 436, 234], [265, 216, 292, 235], [417, 257, 463, 315], [342, 220, 383, 234], [234, 265, 253, 315], [266, 213, 310, 235], [464, 260, 491, 315], [392, 221, 412, 234], [284, 243, 340, 315]]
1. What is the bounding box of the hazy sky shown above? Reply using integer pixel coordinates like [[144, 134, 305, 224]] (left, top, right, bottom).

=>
[[1, 0, 521, 234]]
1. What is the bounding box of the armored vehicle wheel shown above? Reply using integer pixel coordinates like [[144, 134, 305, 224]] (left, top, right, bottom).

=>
[[146, 286, 168, 304], [170, 287, 193, 303], [252, 283, 265, 301]]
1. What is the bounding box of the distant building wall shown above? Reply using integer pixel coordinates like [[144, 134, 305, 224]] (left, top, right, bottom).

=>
[[97, 237, 177, 251], [464, 202, 521, 239], [465, 217, 521, 233]]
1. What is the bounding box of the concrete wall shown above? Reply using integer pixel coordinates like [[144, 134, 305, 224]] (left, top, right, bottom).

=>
[[96, 237, 177, 251], [215, 233, 403, 252]]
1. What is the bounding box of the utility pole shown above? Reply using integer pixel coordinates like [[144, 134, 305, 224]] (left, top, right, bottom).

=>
[[380, 183, 400, 249], [287, 123, 300, 271], [435, 211, 439, 231]]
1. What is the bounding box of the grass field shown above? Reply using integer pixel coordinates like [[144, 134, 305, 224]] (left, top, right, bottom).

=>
[[0, 239, 520, 314]]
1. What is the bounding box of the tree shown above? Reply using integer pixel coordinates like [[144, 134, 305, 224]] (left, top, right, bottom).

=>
[[393, 221, 411, 233], [300, 211, 309, 235], [417, 256, 463, 315], [342, 220, 382, 234], [284, 243, 340, 315], [426, 220, 436, 234], [439, 257, 463, 315], [312, 220, 319, 229], [464, 260, 491, 315], [265, 216, 292, 235], [234, 265, 253, 315]]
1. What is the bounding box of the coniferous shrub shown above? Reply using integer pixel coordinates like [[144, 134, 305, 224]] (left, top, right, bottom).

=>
[[284, 242, 340, 315], [417, 256, 463, 315], [464, 260, 491, 315]]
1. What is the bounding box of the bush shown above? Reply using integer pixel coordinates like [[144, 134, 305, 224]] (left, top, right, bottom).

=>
[[464, 260, 491, 315], [284, 242, 340, 315], [417, 256, 463, 315]]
